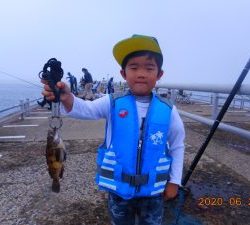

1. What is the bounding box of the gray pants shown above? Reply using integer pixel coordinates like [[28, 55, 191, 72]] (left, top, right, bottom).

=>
[[83, 83, 94, 100]]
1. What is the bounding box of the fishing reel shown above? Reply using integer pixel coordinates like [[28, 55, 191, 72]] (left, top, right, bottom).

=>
[[39, 58, 64, 103]]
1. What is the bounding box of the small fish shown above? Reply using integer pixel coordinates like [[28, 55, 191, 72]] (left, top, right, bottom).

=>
[[46, 128, 66, 193]]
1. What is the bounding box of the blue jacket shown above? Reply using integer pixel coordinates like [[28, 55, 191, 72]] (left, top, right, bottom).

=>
[[96, 92, 173, 199]]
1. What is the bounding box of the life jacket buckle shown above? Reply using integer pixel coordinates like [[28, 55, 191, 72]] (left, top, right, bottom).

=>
[[122, 173, 149, 186]]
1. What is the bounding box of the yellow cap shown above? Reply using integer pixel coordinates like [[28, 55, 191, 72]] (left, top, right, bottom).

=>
[[113, 34, 162, 66]]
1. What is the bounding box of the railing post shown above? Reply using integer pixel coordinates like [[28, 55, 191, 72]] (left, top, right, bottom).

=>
[[211, 93, 219, 119], [240, 96, 244, 109], [171, 89, 176, 104], [210, 94, 213, 104], [20, 100, 24, 120], [24, 100, 27, 116], [25, 98, 30, 116], [232, 99, 236, 109]]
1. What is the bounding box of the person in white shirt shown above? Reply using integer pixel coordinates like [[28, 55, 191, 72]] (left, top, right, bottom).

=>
[[42, 34, 185, 225]]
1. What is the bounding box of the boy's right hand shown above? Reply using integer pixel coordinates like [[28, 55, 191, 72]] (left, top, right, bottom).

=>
[[41, 80, 74, 112]]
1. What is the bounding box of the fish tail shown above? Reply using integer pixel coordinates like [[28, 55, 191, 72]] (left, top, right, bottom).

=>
[[52, 179, 60, 193]]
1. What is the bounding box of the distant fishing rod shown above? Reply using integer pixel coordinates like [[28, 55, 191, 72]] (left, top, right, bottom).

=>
[[182, 57, 250, 186], [0, 70, 43, 89]]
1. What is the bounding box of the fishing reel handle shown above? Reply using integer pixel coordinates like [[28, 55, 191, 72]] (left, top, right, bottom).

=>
[[39, 58, 64, 103]]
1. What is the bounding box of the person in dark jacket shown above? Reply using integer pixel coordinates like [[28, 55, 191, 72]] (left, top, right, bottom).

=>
[[82, 68, 93, 84], [66, 72, 74, 93], [107, 77, 114, 94], [82, 68, 94, 100], [73, 76, 78, 95]]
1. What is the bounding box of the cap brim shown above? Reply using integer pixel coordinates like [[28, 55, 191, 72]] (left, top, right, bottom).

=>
[[113, 36, 162, 66]]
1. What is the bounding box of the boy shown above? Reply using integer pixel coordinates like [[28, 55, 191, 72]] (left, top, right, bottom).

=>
[[42, 34, 185, 225]]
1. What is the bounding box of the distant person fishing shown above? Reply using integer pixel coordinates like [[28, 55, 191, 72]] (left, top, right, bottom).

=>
[[81, 68, 94, 100], [66, 72, 78, 95], [73, 76, 78, 95], [107, 77, 114, 94], [92, 80, 101, 94]]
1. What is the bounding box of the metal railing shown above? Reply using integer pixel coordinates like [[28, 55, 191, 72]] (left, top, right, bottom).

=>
[[156, 83, 250, 140], [156, 83, 250, 114], [156, 83, 250, 95], [188, 92, 249, 106], [1, 83, 249, 139], [0, 97, 43, 121]]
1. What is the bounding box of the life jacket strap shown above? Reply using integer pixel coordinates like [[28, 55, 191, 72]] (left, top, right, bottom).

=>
[[122, 173, 148, 186], [97, 166, 169, 186]]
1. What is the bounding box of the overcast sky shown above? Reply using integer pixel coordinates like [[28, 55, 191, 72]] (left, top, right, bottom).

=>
[[0, 0, 250, 86]]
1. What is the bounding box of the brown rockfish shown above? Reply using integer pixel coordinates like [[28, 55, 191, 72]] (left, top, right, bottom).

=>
[[46, 128, 66, 193]]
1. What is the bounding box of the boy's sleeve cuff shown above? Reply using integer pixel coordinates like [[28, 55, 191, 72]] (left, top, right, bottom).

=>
[[168, 178, 182, 186], [60, 94, 76, 116]]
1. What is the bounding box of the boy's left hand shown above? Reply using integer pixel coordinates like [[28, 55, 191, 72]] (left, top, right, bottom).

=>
[[163, 183, 179, 200]]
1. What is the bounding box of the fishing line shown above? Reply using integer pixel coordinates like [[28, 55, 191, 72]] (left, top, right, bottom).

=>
[[0, 70, 43, 89]]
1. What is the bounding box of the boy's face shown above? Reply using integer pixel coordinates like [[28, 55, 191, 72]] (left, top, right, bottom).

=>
[[120, 55, 163, 96]]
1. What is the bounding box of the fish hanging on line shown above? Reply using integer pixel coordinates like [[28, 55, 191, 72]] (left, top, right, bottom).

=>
[[46, 128, 66, 193]]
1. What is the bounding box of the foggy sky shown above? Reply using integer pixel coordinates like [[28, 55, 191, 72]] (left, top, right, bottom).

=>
[[0, 0, 250, 86]]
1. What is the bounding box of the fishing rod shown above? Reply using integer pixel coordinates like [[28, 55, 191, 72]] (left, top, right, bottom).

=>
[[171, 58, 250, 225], [182, 57, 250, 186], [0, 70, 43, 89]]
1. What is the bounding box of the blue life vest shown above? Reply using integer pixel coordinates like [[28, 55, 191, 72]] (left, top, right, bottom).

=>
[[96, 92, 173, 199]]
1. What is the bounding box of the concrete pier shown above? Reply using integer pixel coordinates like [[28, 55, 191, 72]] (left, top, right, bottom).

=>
[[0, 101, 249, 225]]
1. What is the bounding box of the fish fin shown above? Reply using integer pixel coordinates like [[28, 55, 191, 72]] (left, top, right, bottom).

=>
[[63, 151, 67, 161], [48, 169, 53, 178], [52, 179, 60, 193], [59, 166, 64, 178]]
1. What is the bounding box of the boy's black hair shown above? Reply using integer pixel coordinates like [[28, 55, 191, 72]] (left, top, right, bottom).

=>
[[121, 51, 163, 72]]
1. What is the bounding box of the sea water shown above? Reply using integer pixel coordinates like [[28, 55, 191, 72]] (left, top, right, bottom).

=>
[[0, 82, 43, 117]]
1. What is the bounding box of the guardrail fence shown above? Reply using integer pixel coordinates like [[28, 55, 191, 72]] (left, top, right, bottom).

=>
[[0, 97, 42, 121], [156, 83, 250, 140]]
